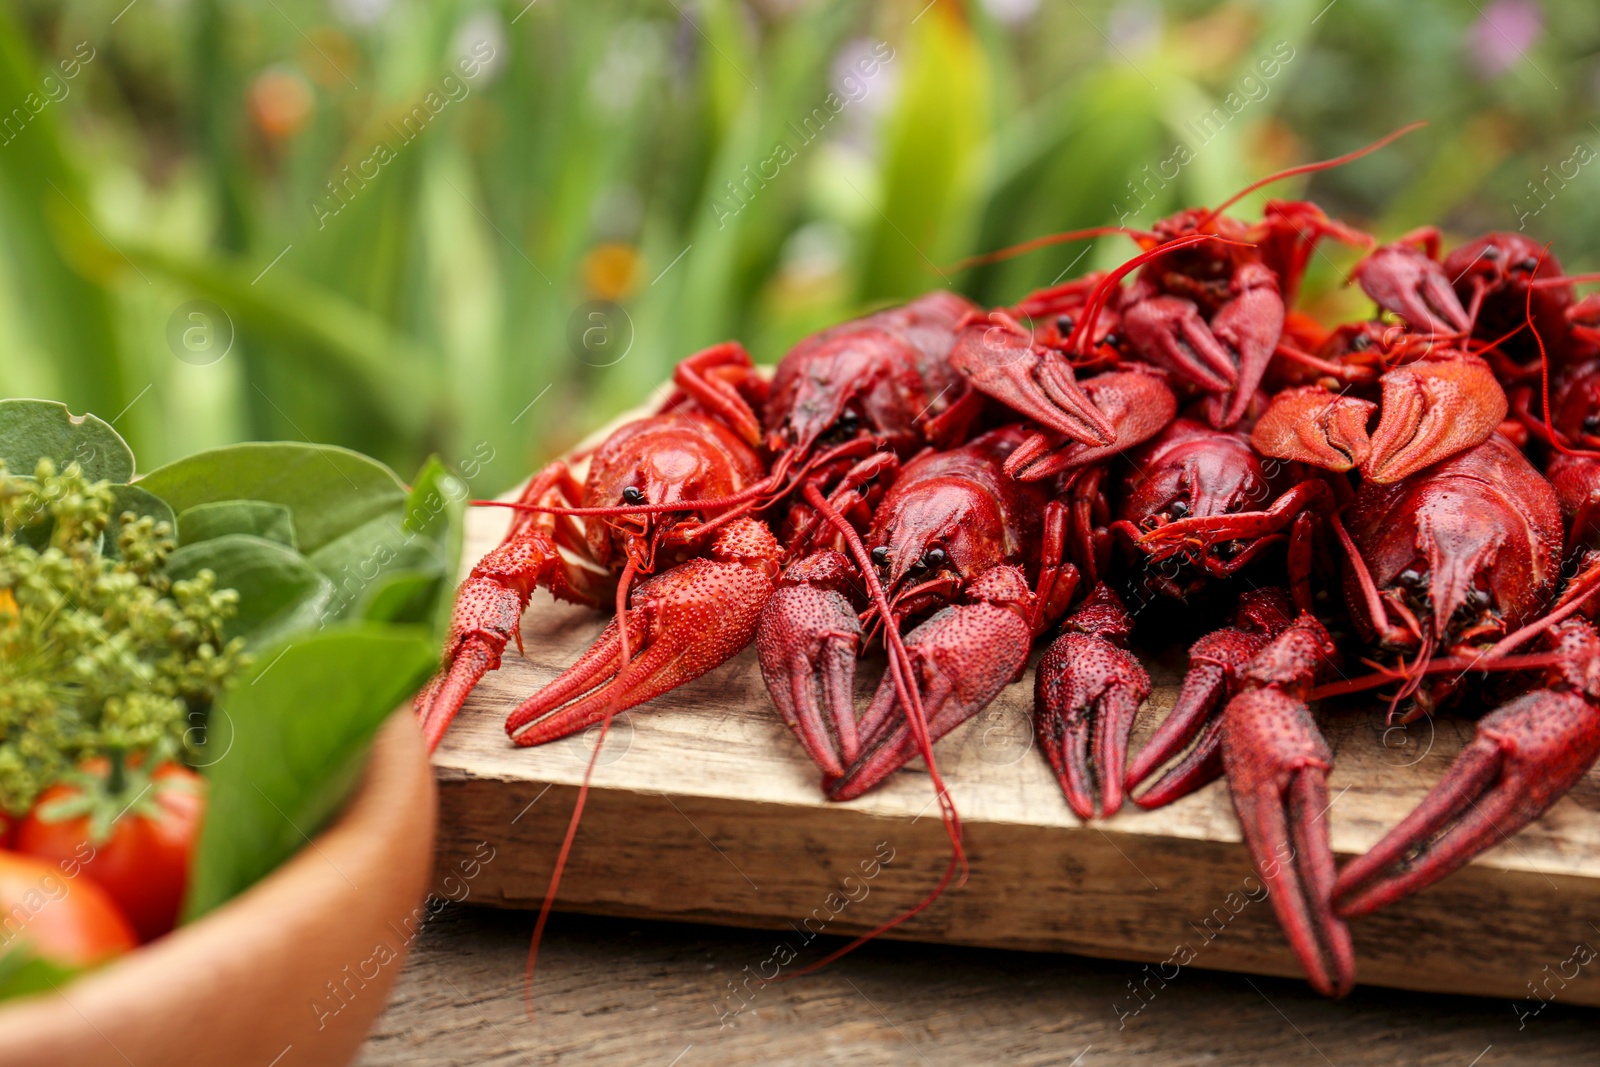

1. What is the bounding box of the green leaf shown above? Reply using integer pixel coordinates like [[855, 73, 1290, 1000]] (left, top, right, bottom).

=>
[[858, 8, 990, 304], [0, 12, 130, 431], [183, 625, 436, 920], [165, 534, 336, 648], [177, 500, 297, 549], [305, 455, 465, 630], [400, 456, 466, 639], [0, 947, 83, 1004], [104, 485, 177, 561], [136, 442, 407, 555], [0, 399, 134, 483], [114, 238, 440, 440], [358, 570, 444, 624], [306, 514, 443, 619]]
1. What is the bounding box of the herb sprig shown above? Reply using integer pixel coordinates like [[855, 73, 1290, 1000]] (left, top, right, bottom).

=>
[[0, 458, 248, 814]]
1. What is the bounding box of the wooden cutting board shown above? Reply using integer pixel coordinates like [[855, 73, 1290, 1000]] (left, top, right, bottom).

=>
[[431, 419, 1600, 1010]]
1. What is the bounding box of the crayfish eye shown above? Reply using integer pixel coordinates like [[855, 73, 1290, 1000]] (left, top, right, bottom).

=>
[[1101, 332, 1121, 349], [1583, 414, 1600, 434], [621, 486, 645, 505], [1466, 588, 1492, 611], [1168, 500, 1189, 519], [1397, 567, 1426, 589], [922, 547, 948, 569], [1055, 315, 1074, 335], [1515, 257, 1540, 273], [870, 546, 889, 567], [1481, 245, 1501, 260], [837, 410, 860, 434], [1350, 333, 1371, 352]]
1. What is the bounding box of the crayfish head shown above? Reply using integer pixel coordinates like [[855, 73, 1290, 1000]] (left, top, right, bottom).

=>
[[1143, 210, 1253, 300], [1442, 232, 1560, 304], [1377, 556, 1501, 659], [870, 481, 1008, 620], [1552, 359, 1600, 448], [1346, 435, 1564, 668], [765, 325, 931, 460], [1316, 321, 1389, 364], [1125, 426, 1275, 574], [585, 414, 761, 572], [1443, 233, 1572, 362]]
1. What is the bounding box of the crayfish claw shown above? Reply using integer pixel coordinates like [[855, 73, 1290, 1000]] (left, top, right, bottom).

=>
[[1220, 615, 1355, 997], [757, 552, 865, 778], [1004, 368, 1177, 482], [1352, 241, 1472, 336], [1121, 294, 1239, 394], [1034, 585, 1149, 820], [1132, 590, 1298, 807], [827, 569, 1034, 801], [1362, 352, 1507, 484], [1251, 386, 1377, 473], [1129, 657, 1232, 807], [1335, 686, 1600, 918], [418, 552, 545, 752], [506, 521, 780, 747], [948, 320, 1117, 447]]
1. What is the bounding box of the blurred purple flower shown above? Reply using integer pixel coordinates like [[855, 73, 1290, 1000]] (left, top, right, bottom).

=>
[[1470, 0, 1543, 79], [981, 0, 1040, 27], [1107, 1, 1163, 56]]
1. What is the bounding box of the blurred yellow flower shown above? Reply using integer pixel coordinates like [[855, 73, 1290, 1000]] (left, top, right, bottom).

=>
[[582, 243, 642, 301]]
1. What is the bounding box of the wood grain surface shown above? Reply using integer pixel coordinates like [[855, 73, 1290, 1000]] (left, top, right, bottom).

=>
[[429, 466, 1600, 1009], [360, 906, 1600, 1066]]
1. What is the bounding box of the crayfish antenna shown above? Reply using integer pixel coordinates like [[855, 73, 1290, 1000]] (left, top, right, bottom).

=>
[[776, 482, 969, 973], [943, 224, 1150, 273], [1527, 245, 1600, 461], [522, 559, 640, 1020], [1196, 121, 1426, 229]]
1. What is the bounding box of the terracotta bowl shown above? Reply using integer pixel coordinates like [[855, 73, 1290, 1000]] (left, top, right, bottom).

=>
[[0, 709, 437, 1067]]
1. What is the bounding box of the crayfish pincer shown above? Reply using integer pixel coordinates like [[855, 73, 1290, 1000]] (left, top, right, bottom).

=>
[[1219, 613, 1355, 998], [1333, 555, 1600, 919], [1033, 584, 1149, 820]]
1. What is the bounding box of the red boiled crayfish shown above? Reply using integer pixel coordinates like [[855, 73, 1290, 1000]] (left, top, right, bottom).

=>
[[415, 343, 782, 752], [759, 425, 1080, 795]]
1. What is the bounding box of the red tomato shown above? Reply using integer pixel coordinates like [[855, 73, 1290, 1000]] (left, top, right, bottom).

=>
[[17, 761, 205, 943], [0, 852, 136, 967]]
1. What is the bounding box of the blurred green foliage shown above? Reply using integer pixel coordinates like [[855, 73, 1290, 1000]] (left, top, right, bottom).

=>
[[1, 0, 1598, 495]]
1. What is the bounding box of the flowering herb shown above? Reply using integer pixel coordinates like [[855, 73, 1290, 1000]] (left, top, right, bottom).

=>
[[0, 458, 248, 815]]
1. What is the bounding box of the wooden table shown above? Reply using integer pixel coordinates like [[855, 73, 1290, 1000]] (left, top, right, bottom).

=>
[[360, 904, 1600, 1065]]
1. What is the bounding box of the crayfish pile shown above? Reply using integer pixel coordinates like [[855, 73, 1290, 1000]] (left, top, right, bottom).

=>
[[418, 126, 1600, 997]]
